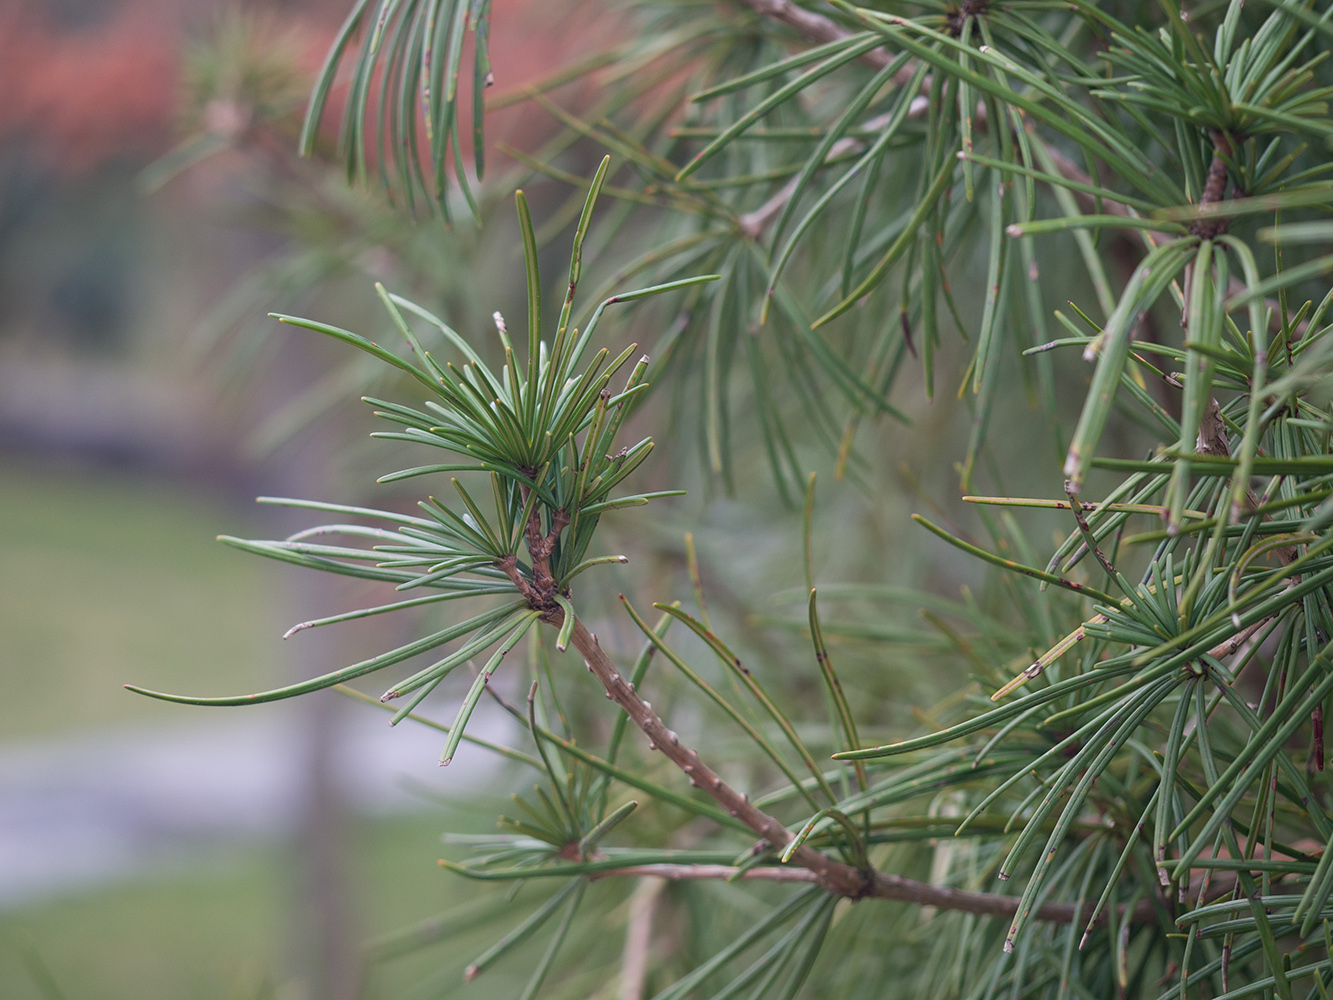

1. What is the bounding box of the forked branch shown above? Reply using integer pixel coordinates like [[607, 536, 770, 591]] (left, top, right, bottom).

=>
[[561, 611, 869, 896], [553, 608, 1160, 924], [589, 863, 1159, 925]]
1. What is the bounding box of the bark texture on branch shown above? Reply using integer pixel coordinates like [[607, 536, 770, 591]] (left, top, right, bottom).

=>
[[1192, 130, 1234, 238], [552, 609, 1167, 926], [584, 861, 1159, 925], [563, 613, 872, 897]]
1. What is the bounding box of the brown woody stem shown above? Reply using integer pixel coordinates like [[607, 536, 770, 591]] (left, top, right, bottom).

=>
[[736, 0, 906, 76], [496, 554, 535, 603], [509, 482, 570, 610], [562, 610, 870, 896], [583, 866, 1157, 926], [553, 607, 1162, 924], [1191, 131, 1233, 238], [1065, 481, 1121, 582]]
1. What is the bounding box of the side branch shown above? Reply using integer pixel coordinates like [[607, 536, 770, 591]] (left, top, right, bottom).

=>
[[738, 106, 926, 239], [586, 865, 1158, 926], [559, 609, 1160, 924], [515, 482, 569, 607], [562, 612, 870, 896], [496, 554, 535, 603], [736, 0, 905, 76], [1191, 130, 1234, 239]]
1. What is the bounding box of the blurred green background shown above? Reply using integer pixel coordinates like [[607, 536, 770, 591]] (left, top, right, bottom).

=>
[[0, 2, 546, 996], [0, 462, 511, 998]]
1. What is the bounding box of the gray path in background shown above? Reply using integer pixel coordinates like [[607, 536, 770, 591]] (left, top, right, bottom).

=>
[[0, 702, 515, 908]]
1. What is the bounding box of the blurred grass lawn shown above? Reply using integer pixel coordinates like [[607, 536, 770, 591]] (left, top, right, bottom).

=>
[[0, 811, 540, 1000], [0, 462, 276, 738], [0, 461, 535, 997]]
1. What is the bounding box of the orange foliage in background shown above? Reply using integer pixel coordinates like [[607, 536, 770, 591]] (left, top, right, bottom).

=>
[[0, 0, 182, 173], [0, 0, 608, 178]]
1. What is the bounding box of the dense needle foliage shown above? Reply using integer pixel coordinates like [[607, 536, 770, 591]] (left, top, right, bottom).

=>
[[132, 0, 1333, 996]]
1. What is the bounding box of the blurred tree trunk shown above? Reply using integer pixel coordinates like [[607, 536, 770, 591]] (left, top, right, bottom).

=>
[[269, 336, 361, 1000]]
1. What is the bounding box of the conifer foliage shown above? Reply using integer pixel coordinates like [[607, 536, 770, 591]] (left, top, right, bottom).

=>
[[135, 0, 1333, 996]]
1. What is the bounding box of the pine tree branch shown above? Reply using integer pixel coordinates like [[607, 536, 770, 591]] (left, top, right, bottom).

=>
[[497, 553, 536, 603], [519, 487, 568, 605], [1188, 130, 1234, 241], [722, 0, 1290, 348], [618, 876, 666, 1000], [728, 1, 925, 240], [562, 611, 871, 896], [737, 104, 927, 239], [556, 607, 1164, 923], [735, 0, 908, 78], [585, 864, 1160, 925]]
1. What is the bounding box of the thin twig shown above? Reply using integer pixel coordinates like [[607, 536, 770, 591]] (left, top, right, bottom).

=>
[[1196, 396, 1231, 458], [496, 553, 535, 602], [1064, 481, 1121, 582], [736, 105, 926, 239], [554, 607, 1163, 922], [727, 0, 925, 241], [735, 0, 910, 78], [562, 610, 870, 896], [523, 495, 568, 604], [595, 863, 820, 883], [1207, 615, 1277, 661], [1192, 130, 1233, 239], [587, 864, 1159, 925], [1192, 398, 1300, 566], [618, 876, 667, 1000]]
